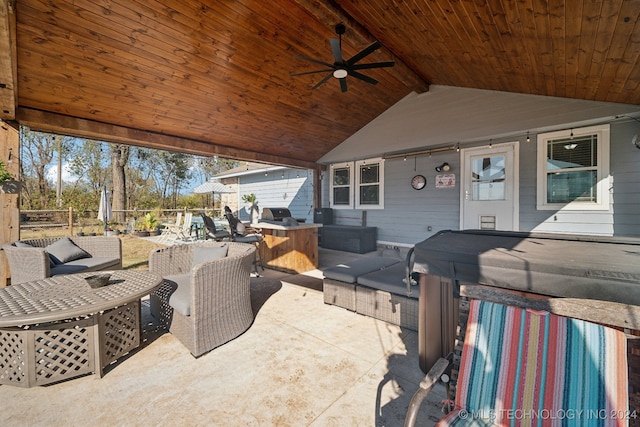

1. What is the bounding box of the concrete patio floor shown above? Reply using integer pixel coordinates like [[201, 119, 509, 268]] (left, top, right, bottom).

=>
[[0, 248, 446, 426]]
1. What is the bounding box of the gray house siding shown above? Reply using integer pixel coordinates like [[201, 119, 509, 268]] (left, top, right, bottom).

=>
[[321, 120, 640, 246], [236, 168, 314, 223], [323, 154, 460, 246], [611, 121, 640, 237]]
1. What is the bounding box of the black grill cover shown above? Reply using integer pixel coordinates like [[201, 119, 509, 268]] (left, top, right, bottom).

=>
[[412, 230, 640, 306], [261, 207, 292, 221]]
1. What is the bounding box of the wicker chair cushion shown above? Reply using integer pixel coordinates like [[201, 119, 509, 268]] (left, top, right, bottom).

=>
[[323, 256, 401, 283], [13, 241, 34, 248], [165, 274, 191, 316], [46, 237, 91, 265], [192, 244, 228, 268], [50, 257, 121, 276], [356, 263, 417, 299], [438, 300, 628, 426]]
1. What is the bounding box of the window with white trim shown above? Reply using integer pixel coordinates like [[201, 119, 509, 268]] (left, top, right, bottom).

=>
[[536, 124, 610, 211], [329, 158, 385, 209], [355, 158, 384, 209], [329, 162, 353, 209]]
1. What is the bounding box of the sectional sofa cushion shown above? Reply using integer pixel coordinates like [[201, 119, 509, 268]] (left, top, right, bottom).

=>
[[356, 263, 418, 299], [323, 256, 401, 283]]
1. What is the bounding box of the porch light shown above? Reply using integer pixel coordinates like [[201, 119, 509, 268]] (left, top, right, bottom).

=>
[[435, 162, 450, 173]]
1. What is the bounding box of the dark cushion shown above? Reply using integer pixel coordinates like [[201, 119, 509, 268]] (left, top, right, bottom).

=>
[[192, 244, 228, 268], [165, 273, 191, 316], [13, 241, 34, 247], [356, 263, 418, 299], [46, 237, 91, 265], [323, 256, 401, 283]]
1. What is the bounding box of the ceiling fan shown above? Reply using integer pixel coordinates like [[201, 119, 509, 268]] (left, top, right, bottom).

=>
[[290, 23, 395, 92]]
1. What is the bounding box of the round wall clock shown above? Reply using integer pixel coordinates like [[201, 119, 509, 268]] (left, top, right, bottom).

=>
[[411, 174, 426, 190]]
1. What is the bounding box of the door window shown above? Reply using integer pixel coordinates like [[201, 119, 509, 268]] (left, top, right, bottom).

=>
[[471, 155, 505, 201]]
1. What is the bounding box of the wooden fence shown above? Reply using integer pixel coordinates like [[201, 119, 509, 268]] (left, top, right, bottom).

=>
[[19, 207, 223, 235]]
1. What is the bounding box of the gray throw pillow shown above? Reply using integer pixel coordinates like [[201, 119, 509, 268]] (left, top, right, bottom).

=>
[[192, 244, 228, 268], [46, 237, 91, 265]]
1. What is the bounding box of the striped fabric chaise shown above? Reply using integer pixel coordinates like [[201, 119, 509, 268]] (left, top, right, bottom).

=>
[[405, 287, 634, 427]]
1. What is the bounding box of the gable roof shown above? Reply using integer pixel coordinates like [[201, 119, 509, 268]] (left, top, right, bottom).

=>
[[320, 85, 640, 164]]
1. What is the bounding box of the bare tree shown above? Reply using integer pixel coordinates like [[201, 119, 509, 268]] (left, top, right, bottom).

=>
[[111, 144, 130, 223], [20, 129, 71, 208]]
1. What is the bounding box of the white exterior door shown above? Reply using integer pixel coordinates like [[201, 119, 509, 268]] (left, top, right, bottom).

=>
[[460, 142, 519, 231]]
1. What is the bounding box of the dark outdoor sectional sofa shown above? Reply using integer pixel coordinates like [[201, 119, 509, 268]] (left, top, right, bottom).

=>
[[322, 252, 418, 330]]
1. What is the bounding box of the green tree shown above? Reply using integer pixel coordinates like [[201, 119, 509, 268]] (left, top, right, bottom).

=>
[[68, 140, 109, 194], [144, 151, 192, 208], [197, 156, 238, 181]]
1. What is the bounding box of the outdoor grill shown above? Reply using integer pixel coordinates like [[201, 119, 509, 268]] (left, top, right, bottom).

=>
[[261, 207, 292, 222]]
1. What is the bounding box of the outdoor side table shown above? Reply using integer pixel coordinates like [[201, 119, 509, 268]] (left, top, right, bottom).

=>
[[0, 270, 162, 387]]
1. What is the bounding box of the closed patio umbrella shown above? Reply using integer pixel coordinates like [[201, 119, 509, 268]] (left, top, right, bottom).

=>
[[97, 187, 112, 231]]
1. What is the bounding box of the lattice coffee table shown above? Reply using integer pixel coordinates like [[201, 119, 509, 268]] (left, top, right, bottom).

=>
[[0, 270, 162, 387]]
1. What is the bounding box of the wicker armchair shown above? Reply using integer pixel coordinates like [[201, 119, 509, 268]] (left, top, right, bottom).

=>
[[149, 241, 256, 357], [2, 236, 122, 284]]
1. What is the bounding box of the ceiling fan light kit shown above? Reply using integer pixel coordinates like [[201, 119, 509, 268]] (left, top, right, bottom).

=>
[[291, 23, 395, 92]]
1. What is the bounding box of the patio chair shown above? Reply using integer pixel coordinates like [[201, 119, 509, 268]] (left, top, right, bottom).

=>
[[158, 212, 183, 243], [200, 212, 231, 241], [405, 284, 635, 427], [149, 241, 256, 357], [224, 207, 263, 274], [159, 212, 195, 244]]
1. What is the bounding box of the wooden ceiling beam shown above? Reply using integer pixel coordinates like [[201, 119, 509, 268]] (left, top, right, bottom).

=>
[[16, 108, 319, 170], [293, 0, 430, 94], [0, 0, 17, 120]]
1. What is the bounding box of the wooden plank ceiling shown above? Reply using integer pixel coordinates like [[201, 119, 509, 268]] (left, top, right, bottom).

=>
[[1, 0, 639, 168]]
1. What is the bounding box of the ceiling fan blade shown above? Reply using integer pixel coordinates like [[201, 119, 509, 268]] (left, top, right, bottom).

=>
[[339, 78, 348, 92], [349, 70, 379, 85], [290, 69, 334, 77], [311, 73, 333, 90], [347, 41, 382, 65], [330, 38, 343, 63], [351, 61, 395, 70], [294, 54, 335, 69]]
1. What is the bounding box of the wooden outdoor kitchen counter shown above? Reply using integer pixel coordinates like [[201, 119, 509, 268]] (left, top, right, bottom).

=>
[[251, 222, 322, 274]]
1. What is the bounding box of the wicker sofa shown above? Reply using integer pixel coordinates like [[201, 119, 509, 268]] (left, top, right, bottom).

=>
[[323, 251, 419, 330], [2, 236, 122, 284], [149, 241, 256, 357]]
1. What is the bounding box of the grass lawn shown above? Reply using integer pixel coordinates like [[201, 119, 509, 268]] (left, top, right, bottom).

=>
[[19, 227, 165, 270]]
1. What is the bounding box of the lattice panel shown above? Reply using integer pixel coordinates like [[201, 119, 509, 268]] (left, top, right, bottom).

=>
[[0, 329, 28, 387], [33, 318, 95, 386], [150, 281, 176, 329], [99, 303, 140, 368]]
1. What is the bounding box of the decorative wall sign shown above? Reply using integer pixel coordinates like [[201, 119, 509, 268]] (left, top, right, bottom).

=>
[[436, 174, 455, 188]]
